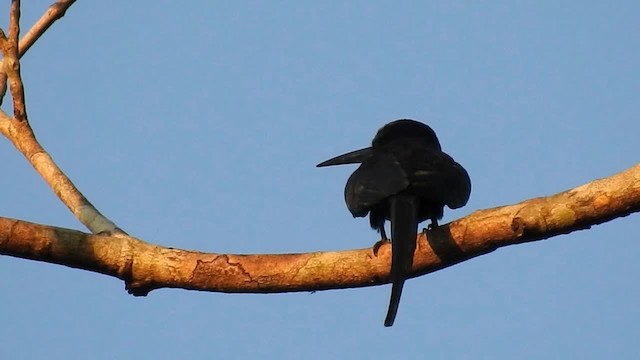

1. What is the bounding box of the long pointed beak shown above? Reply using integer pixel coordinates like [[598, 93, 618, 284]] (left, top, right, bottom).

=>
[[316, 147, 373, 167]]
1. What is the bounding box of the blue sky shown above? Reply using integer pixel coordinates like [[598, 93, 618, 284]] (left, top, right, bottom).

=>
[[1, 1, 639, 359]]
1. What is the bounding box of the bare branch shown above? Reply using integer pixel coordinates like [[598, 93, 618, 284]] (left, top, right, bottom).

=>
[[0, 1, 120, 234], [0, 108, 9, 131], [0, 0, 77, 105], [0, 110, 121, 234], [0, 0, 28, 121], [18, 0, 76, 57], [0, 58, 6, 107], [8, 0, 20, 46], [1, 163, 638, 296]]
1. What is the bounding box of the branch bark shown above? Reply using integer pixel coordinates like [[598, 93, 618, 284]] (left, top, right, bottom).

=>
[[1, 163, 638, 296]]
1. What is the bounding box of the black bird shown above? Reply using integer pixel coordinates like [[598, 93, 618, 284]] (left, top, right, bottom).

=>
[[317, 119, 471, 326]]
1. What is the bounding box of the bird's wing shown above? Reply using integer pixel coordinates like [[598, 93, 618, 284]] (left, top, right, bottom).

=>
[[444, 160, 471, 209], [393, 145, 471, 209], [344, 151, 409, 217]]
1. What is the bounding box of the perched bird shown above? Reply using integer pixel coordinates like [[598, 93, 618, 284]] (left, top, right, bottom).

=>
[[317, 119, 471, 326]]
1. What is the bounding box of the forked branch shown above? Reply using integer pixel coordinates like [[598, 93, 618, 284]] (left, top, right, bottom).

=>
[[0, 0, 122, 234]]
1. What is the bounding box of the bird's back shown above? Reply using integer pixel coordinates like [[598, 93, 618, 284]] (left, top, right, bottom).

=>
[[345, 138, 470, 220]]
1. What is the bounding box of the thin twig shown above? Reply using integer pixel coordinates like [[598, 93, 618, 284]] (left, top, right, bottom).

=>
[[0, 110, 121, 234], [8, 0, 20, 45], [0, 0, 76, 105], [18, 0, 76, 57], [1, 0, 28, 122], [0, 29, 7, 106]]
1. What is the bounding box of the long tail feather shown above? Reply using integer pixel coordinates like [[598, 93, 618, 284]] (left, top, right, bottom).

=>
[[384, 195, 418, 327]]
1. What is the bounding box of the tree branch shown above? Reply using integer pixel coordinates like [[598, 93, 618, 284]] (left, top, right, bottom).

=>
[[0, 0, 76, 105], [0, 1, 122, 235], [18, 0, 76, 57], [1, 163, 638, 296], [1, 0, 28, 122], [0, 111, 121, 234]]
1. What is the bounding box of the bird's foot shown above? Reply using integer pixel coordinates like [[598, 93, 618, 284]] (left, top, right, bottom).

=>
[[372, 238, 391, 256], [426, 219, 439, 231]]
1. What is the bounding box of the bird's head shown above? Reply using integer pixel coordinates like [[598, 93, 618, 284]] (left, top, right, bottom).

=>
[[372, 119, 441, 151]]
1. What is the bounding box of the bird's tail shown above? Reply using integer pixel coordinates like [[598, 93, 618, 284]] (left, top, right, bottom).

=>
[[384, 195, 418, 327]]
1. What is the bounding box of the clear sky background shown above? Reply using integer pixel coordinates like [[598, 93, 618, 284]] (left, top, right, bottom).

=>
[[1, 1, 639, 359]]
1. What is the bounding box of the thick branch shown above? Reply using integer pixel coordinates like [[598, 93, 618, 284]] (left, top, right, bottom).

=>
[[1, 163, 638, 296]]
